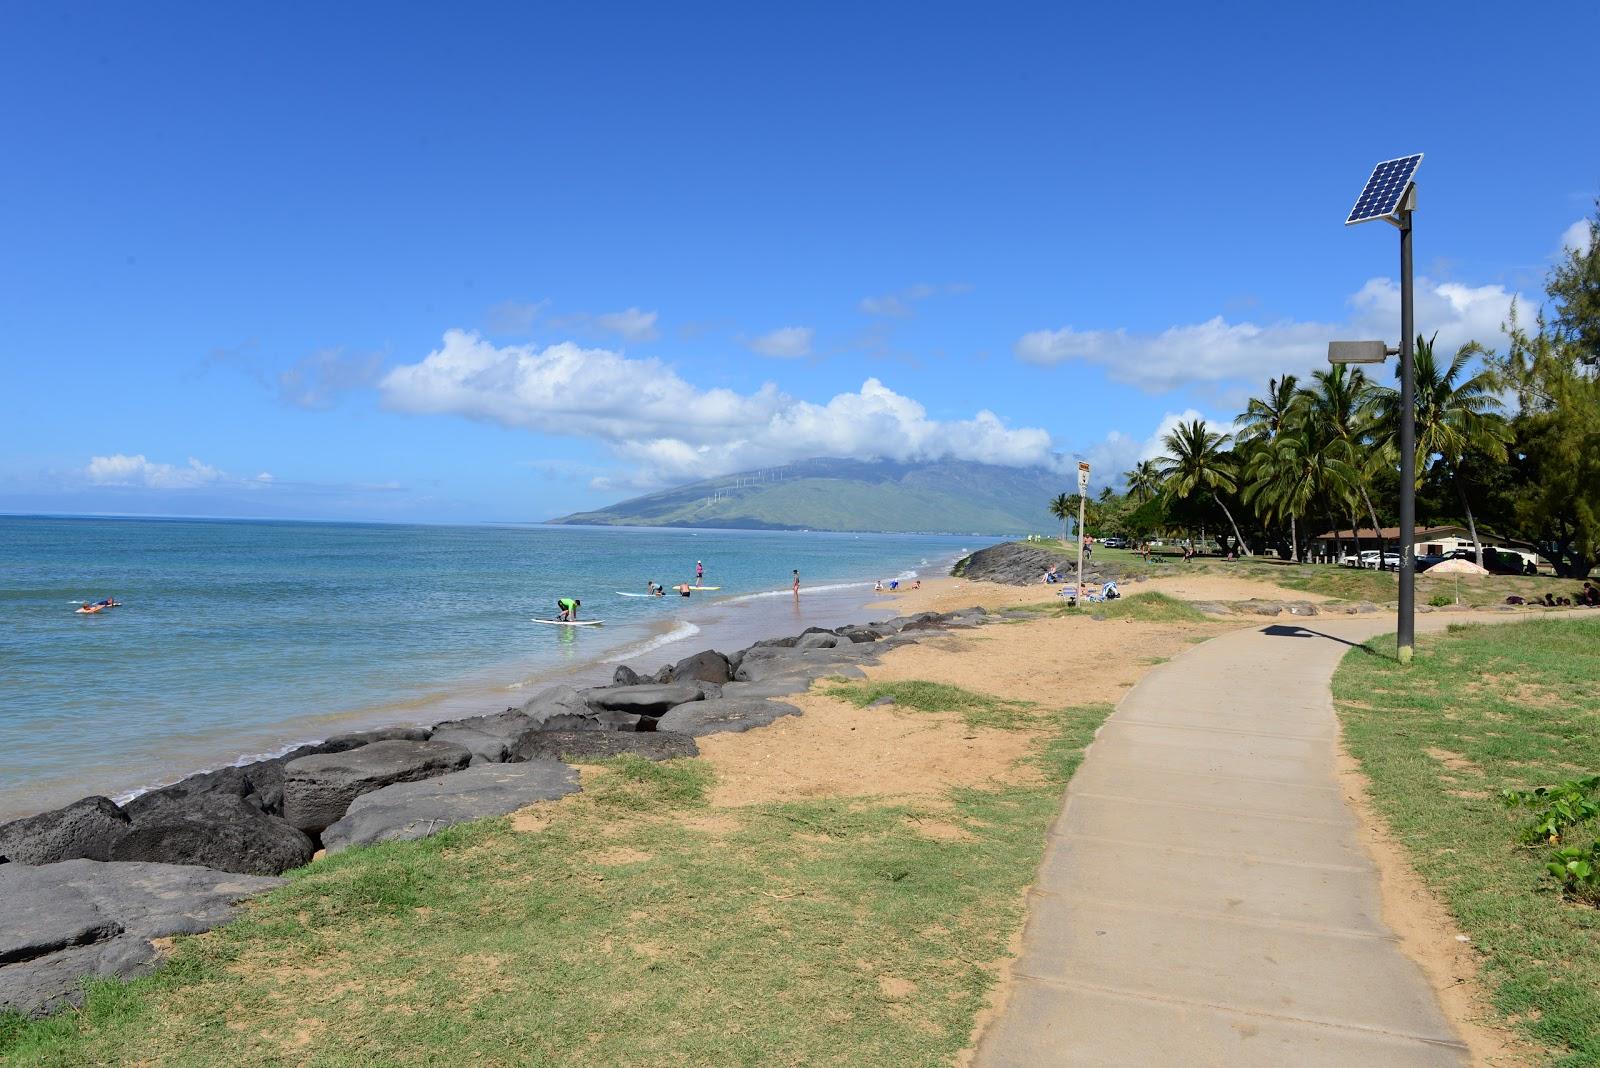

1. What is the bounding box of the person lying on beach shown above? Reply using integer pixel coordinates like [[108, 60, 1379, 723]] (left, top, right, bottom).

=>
[[556, 597, 580, 622]]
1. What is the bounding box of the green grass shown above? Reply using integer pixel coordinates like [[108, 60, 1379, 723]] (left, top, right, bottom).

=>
[[1010, 591, 1211, 625], [1015, 539, 1585, 609], [0, 699, 1117, 1067], [821, 679, 1038, 731], [1332, 616, 1600, 1066]]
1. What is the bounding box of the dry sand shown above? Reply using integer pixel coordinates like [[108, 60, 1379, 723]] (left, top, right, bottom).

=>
[[697, 574, 1231, 807]]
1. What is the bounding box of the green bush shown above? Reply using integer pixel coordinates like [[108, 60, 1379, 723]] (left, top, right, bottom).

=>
[[1429, 592, 1454, 607]]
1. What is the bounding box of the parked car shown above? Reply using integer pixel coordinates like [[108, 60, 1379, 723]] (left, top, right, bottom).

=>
[[1338, 551, 1366, 567], [1101, 536, 1128, 549], [1441, 547, 1534, 575], [1415, 552, 1446, 572]]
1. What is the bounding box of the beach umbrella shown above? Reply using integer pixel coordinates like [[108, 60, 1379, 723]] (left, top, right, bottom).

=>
[[1426, 556, 1488, 607], [1427, 558, 1488, 575]]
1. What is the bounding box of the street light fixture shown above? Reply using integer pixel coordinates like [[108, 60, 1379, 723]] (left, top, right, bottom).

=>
[[1334, 153, 1423, 664]]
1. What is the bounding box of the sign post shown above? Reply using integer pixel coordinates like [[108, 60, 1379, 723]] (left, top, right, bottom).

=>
[[1076, 461, 1090, 600]]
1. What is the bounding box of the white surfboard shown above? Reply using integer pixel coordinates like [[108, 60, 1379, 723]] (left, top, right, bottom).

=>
[[531, 618, 604, 627], [685, 585, 721, 591], [614, 591, 654, 598]]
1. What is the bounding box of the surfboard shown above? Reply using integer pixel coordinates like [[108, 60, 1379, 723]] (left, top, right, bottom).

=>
[[531, 618, 604, 627], [685, 585, 721, 591], [614, 591, 654, 598]]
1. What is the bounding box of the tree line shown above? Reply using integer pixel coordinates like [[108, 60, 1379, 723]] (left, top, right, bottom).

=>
[[1056, 201, 1600, 578]]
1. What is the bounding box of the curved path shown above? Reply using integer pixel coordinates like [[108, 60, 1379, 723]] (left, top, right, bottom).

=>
[[974, 614, 1495, 1067]]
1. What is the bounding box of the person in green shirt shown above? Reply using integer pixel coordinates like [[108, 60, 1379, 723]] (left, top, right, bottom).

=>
[[556, 597, 580, 622]]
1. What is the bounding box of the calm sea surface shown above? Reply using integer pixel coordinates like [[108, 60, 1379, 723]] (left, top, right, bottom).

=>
[[0, 516, 991, 819]]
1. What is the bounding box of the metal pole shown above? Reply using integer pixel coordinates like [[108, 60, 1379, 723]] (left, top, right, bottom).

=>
[[1397, 204, 1416, 663], [1076, 492, 1087, 601]]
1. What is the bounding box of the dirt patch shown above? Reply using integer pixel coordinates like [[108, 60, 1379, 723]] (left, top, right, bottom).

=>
[[674, 812, 742, 836], [878, 976, 917, 1000], [594, 847, 652, 866], [509, 808, 554, 834], [1143, 574, 1335, 603], [906, 817, 974, 841], [1336, 739, 1539, 1067], [698, 611, 1221, 808], [698, 695, 1038, 807], [1426, 748, 1486, 776]]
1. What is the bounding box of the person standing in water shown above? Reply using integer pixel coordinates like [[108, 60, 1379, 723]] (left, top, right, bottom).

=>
[[792, 569, 800, 596]]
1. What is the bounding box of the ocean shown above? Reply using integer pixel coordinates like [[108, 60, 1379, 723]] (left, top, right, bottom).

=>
[[0, 516, 992, 820]]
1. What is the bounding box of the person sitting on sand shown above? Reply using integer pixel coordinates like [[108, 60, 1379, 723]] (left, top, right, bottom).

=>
[[912, 579, 921, 590], [556, 597, 580, 622], [889, 579, 899, 591], [874, 579, 884, 592]]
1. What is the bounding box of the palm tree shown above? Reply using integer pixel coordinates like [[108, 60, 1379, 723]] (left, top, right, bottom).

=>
[[1373, 334, 1512, 565], [1124, 460, 1164, 504], [1301, 364, 1387, 558], [1156, 419, 1250, 555], [1048, 492, 1074, 545], [1243, 417, 1356, 562], [1236, 374, 1302, 446]]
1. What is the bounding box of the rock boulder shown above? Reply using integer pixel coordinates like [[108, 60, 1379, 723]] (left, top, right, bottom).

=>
[[111, 793, 315, 876], [0, 797, 132, 866], [581, 683, 703, 717], [656, 697, 802, 737], [0, 859, 283, 1017], [321, 761, 580, 852], [510, 730, 698, 763], [282, 739, 472, 834]]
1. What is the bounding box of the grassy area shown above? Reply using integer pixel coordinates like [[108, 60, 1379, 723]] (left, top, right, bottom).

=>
[[1, 692, 1116, 1067], [1026, 538, 1586, 608], [822, 679, 1037, 730], [1008, 591, 1210, 624], [1332, 617, 1600, 1066]]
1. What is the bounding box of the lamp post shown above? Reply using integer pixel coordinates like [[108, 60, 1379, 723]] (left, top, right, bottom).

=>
[[1332, 154, 1423, 663]]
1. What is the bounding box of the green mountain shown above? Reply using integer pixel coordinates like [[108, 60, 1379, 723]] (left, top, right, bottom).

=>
[[548, 458, 1067, 535]]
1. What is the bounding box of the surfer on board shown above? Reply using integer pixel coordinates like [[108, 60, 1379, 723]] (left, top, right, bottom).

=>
[[556, 597, 580, 622]]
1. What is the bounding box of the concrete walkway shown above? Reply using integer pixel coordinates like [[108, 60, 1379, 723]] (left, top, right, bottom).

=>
[[974, 616, 1473, 1067]]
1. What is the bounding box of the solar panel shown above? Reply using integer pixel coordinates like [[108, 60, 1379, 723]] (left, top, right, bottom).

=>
[[1345, 153, 1423, 225]]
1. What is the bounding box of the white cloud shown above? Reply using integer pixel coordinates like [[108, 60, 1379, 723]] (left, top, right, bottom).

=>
[[86, 454, 226, 490], [1016, 276, 1529, 392], [859, 282, 970, 317], [485, 299, 549, 334], [746, 326, 814, 359], [548, 306, 662, 343], [1562, 218, 1594, 256], [276, 348, 384, 410], [1077, 408, 1240, 488], [379, 329, 1059, 485], [592, 307, 659, 342]]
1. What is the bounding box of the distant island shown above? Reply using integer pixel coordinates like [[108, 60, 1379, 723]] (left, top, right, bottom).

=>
[[547, 458, 1066, 535]]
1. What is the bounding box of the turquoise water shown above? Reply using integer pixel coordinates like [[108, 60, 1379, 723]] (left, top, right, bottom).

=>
[[0, 516, 989, 819]]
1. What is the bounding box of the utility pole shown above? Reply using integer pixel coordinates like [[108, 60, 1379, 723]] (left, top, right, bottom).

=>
[[1075, 461, 1090, 600]]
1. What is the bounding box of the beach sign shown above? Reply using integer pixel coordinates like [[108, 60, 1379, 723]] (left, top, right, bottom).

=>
[[1077, 460, 1090, 495]]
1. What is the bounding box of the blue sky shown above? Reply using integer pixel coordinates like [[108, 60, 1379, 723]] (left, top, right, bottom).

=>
[[3, 2, 1597, 522]]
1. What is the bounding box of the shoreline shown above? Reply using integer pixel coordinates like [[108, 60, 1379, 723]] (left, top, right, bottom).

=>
[[2, 558, 953, 824]]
